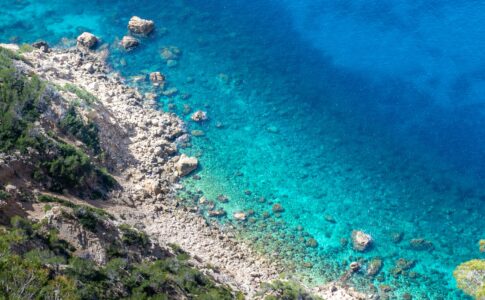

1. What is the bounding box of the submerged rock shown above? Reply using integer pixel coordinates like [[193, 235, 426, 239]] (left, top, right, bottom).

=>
[[233, 211, 247, 221], [120, 35, 139, 50], [175, 154, 198, 177], [217, 194, 229, 203], [76, 32, 98, 49], [191, 110, 208, 122], [305, 238, 318, 248], [453, 259, 485, 299], [351, 230, 373, 252], [160, 46, 182, 61], [128, 16, 155, 35], [367, 258, 383, 277], [208, 209, 226, 218], [409, 238, 434, 251], [149, 72, 165, 85], [272, 203, 284, 213], [349, 261, 361, 272]]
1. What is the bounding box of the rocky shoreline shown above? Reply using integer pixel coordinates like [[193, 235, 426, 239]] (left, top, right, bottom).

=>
[[1, 42, 366, 299]]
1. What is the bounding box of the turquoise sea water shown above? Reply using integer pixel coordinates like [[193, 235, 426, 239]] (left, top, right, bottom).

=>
[[2, 0, 485, 298]]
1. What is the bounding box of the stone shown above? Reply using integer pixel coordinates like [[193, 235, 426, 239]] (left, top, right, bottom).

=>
[[233, 211, 247, 221], [409, 238, 434, 251], [120, 35, 139, 50], [191, 110, 208, 122], [351, 230, 373, 252], [191, 130, 205, 137], [349, 261, 361, 272], [167, 59, 178, 68], [367, 258, 383, 277], [217, 194, 229, 203], [175, 154, 198, 177], [480, 239, 485, 253], [160, 46, 181, 61], [149, 72, 165, 85], [391, 232, 404, 243], [4, 184, 17, 193], [305, 238, 318, 248], [272, 203, 284, 213], [32, 40, 49, 52], [162, 88, 178, 97], [324, 214, 336, 223], [208, 209, 226, 218], [128, 16, 155, 35], [77, 32, 98, 49]]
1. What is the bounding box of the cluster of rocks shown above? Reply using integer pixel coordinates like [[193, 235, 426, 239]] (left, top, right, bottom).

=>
[[9, 41, 380, 299], [121, 16, 155, 51], [15, 45, 288, 298]]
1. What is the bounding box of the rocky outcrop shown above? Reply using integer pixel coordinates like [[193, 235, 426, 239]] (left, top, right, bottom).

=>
[[120, 35, 139, 50], [175, 154, 198, 177], [190, 110, 208, 122], [128, 16, 155, 35], [76, 32, 98, 49], [351, 230, 372, 252]]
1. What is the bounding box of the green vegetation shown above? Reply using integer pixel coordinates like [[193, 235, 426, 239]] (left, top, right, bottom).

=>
[[259, 280, 322, 300], [63, 83, 97, 104], [38, 194, 114, 220], [59, 106, 101, 153], [453, 259, 485, 298], [119, 224, 150, 247], [0, 47, 45, 152], [0, 216, 239, 299], [0, 47, 116, 197], [18, 43, 34, 53]]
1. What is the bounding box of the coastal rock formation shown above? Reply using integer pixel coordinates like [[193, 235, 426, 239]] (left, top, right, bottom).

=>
[[1, 44, 367, 300], [128, 16, 155, 35], [351, 230, 373, 252], [175, 154, 198, 176], [32, 40, 49, 52], [120, 35, 139, 50], [76, 32, 98, 49], [191, 110, 208, 122]]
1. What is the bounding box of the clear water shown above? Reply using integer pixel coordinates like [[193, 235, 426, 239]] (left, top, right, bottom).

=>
[[2, 0, 484, 298]]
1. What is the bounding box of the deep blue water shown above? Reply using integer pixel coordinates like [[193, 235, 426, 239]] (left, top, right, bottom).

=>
[[1, 0, 484, 298]]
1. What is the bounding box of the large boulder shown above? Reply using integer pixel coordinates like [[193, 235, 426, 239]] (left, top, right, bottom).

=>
[[351, 230, 373, 252], [128, 16, 155, 35], [175, 154, 198, 177], [120, 35, 139, 50], [77, 32, 98, 49]]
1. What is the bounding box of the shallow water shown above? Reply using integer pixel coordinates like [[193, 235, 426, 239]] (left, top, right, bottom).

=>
[[1, 0, 484, 298]]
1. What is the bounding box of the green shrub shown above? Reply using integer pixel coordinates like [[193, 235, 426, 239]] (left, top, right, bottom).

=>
[[119, 224, 150, 247], [260, 280, 321, 300], [18, 43, 34, 53], [0, 190, 10, 200], [0, 217, 239, 299], [59, 106, 101, 153], [63, 83, 97, 104]]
